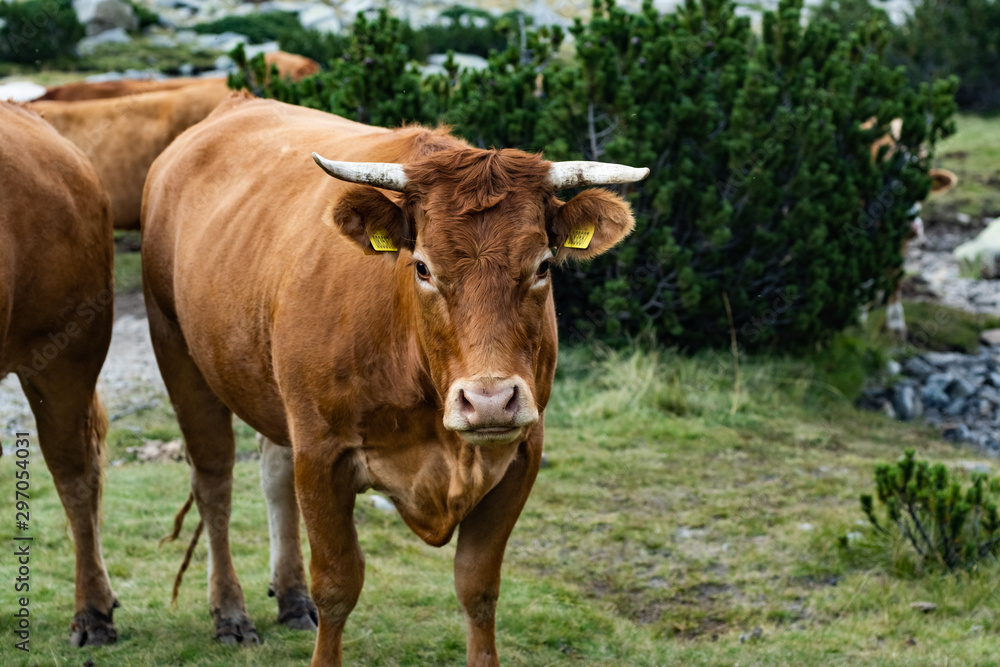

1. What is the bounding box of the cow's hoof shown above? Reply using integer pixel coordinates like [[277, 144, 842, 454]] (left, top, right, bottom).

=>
[[70, 607, 118, 647], [277, 590, 318, 631], [213, 612, 259, 646]]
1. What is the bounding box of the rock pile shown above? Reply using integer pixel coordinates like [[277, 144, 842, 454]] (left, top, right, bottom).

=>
[[858, 331, 1000, 455]]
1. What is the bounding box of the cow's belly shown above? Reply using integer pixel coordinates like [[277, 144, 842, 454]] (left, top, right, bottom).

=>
[[357, 432, 523, 546]]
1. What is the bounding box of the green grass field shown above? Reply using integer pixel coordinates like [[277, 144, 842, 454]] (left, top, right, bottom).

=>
[[929, 114, 1000, 222], [2, 346, 999, 666]]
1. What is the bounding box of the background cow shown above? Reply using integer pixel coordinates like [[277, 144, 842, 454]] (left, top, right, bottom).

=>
[[141, 94, 647, 665], [0, 102, 117, 646], [863, 117, 959, 337], [36, 52, 320, 102], [29, 80, 232, 229]]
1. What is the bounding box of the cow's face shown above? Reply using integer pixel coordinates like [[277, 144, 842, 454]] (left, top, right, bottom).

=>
[[316, 148, 644, 446]]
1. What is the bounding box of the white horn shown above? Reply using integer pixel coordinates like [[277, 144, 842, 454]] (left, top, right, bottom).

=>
[[549, 161, 650, 189], [312, 153, 408, 191]]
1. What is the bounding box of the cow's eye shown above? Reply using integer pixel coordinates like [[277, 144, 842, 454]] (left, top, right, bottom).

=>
[[536, 260, 551, 278], [415, 262, 431, 280]]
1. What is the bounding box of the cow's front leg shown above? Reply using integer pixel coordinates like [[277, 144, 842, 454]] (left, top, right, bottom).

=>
[[293, 441, 364, 667], [454, 437, 543, 667]]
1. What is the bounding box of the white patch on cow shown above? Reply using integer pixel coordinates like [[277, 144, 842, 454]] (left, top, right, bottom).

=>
[[260, 436, 298, 585], [886, 301, 906, 335]]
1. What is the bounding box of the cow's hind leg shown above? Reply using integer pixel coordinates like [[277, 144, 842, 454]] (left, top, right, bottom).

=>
[[19, 372, 117, 646], [147, 299, 258, 646], [259, 434, 317, 630]]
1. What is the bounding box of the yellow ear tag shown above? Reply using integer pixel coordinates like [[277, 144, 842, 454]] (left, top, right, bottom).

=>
[[369, 229, 398, 252], [564, 224, 595, 249]]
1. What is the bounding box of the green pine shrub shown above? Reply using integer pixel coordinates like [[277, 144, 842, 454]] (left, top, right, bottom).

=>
[[0, 0, 84, 65], [230, 11, 437, 127], [841, 449, 1000, 574], [891, 0, 1000, 112], [192, 11, 302, 44], [233, 0, 957, 353]]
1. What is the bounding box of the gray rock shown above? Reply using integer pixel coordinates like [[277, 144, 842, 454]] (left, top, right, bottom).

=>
[[196, 31, 249, 53], [78, 27, 132, 54], [947, 376, 978, 400], [924, 352, 967, 368], [944, 398, 968, 417], [988, 373, 1000, 389], [893, 382, 923, 422], [982, 329, 1000, 348], [299, 5, 341, 34], [428, 52, 490, 72], [903, 356, 935, 380], [886, 359, 902, 376], [943, 424, 972, 443], [74, 0, 138, 36]]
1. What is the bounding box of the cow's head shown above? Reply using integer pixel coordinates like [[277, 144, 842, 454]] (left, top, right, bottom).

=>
[[313, 148, 647, 446]]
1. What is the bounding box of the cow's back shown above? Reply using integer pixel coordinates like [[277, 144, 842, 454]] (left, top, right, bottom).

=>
[[38, 77, 205, 101], [0, 102, 113, 375], [28, 79, 232, 229]]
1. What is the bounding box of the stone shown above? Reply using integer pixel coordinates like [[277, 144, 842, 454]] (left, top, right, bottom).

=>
[[886, 359, 902, 376], [74, 0, 138, 36], [427, 52, 490, 72], [196, 31, 250, 52], [78, 27, 132, 54], [944, 398, 968, 417], [982, 329, 1000, 347], [954, 217, 1000, 279], [988, 373, 1000, 389], [943, 424, 972, 443], [910, 601, 937, 613], [924, 352, 967, 368], [958, 461, 992, 474], [903, 356, 935, 381], [946, 376, 977, 400], [299, 5, 341, 34], [892, 382, 923, 422]]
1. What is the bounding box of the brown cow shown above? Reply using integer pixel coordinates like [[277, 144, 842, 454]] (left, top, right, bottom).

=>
[[0, 103, 117, 645], [141, 94, 647, 664], [862, 117, 958, 337], [37, 52, 320, 102], [36, 77, 204, 101], [29, 79, 232, 229]]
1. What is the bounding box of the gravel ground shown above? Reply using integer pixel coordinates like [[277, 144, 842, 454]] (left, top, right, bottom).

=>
[[0, 292, 167, 443], [904, 220, 1000, 316]]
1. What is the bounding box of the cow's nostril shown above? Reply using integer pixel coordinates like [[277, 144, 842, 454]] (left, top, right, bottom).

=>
[[505, 385, 519, 414], [458, 389, 475, 415]]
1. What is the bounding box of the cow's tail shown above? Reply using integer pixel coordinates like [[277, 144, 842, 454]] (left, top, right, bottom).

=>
[[171, 519, 204, 607], [160, 491, 204, 606]]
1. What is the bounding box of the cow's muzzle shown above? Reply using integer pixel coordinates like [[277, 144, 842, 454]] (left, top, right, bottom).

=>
[[442, 375, 539, 445]]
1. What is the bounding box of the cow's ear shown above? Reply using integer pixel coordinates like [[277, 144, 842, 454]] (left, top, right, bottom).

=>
[[331, 187, 413, 254], [929, 168, 957, 196], [546, 188, 636, 262]]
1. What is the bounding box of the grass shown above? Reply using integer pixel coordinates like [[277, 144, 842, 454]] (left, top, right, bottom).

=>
[[928, 114, 1000, 222], [2, 346, 999, 665], [864, 301, 1000, 354]]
